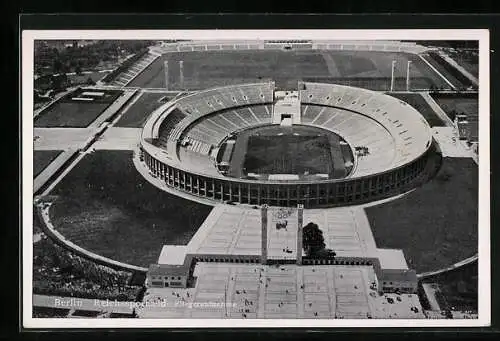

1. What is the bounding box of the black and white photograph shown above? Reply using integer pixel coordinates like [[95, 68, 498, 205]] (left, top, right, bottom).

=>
[[22, 29, 490, 328]]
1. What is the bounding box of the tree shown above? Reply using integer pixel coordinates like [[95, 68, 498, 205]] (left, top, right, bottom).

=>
[[302, 222, 326, 257], [53, 59, 63, 74], [449, 110, 457, 122]]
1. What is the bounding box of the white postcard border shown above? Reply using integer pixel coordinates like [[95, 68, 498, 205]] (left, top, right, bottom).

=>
[[22, 28, 490, 328]]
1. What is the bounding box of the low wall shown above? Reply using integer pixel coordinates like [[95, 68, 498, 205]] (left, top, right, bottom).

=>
[[417, 254, 478, 279]]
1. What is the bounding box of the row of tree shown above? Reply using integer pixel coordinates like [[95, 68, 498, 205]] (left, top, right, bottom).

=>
[[35, 40, 155, 75], [33, 235, 141, 298]]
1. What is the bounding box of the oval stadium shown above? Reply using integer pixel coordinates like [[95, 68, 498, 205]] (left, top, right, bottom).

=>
[[32, 39, 479, 320], [138, 81, 434, 208]]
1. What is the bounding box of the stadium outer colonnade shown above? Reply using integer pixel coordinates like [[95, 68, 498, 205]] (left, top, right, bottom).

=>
[[140, 146, 431, 208]]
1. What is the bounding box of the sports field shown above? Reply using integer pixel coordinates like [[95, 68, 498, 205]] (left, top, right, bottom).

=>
[[114, 92, 169, 128], [34, 89, 123, 128], [34, 150, 62, 178], [228, 125, 348, 180], [48, 151, 212, 267], [366, 157, 478, 273], [389, 93, 446, 127], [245, 134, 331, 175], [127, 50, 450, 91]]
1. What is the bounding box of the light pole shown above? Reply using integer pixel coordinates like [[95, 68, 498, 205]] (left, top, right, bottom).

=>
[[406, 60, 412, 92], [390, 60, 396, 92]]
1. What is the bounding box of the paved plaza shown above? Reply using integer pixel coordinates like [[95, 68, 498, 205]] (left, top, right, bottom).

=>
[[92, 127, 142, 150], [34, 128, 94, 151], [138, 262, 425, 319], [186, 205, 379, 259], [432, 127, 473, 158]]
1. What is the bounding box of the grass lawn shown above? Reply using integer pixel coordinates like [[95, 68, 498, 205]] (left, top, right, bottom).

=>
[[366, 157, 478, 273], [34, 89, 123, 128], [48, 150, 213, 267], [34, 150, 62, 178], [432, 97, 478, 117], [389, 93, 445, 127], [114, 92, 168, 128]]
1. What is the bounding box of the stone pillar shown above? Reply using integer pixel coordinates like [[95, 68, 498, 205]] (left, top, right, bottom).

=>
[[179, 60, 184, 89], [164, 61, 169, 90], [297, 204, 304, 265], [261, 205, 268, 264], [390, 60, 396, 92]]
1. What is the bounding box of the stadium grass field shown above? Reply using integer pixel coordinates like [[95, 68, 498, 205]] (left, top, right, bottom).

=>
[[34, 150, 62, 178], [48, 150, 212, 267], [227, 125, 348, 180], [114, 92, 170, 128], [389, 93, 446, 127], [244, 134, 332, 175], [127, 50, 450, 91], [365, 157, 478, 273], [34, 89, 123, 128]]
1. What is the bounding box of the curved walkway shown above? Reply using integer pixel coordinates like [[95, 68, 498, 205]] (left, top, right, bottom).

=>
[[417, 254, 478, 279]]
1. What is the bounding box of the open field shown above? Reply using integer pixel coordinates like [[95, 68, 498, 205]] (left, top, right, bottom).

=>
[[34, 150, 62, 178], [127, 50, 450, 91], [389, 93, 445, 127], [48, 151, 212, 267], [34, 89, 123, 128], [114, 92, 169, 128], [366, 157, 478, 273]]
